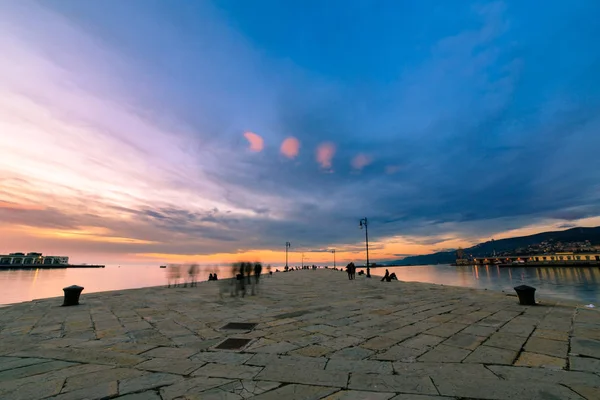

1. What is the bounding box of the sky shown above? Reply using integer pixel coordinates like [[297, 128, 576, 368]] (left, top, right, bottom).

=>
[[1, 0, 600, 266]]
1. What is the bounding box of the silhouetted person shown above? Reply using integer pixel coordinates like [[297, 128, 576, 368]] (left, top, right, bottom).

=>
[[213, 273, 218, 280], [254, 262, 262, 284], [389, 272, 398, 281], [381, 269, 390, 282], [350, 262, 356, 280], [208, 273, 214, 281], [345, 263, 352, 280]]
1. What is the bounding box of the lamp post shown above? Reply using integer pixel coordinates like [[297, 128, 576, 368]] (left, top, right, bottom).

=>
[[301, 252, 304, 269], [285, 241, 291, 269], [359, 218, 370, 278], [331, 249, 336, 269]]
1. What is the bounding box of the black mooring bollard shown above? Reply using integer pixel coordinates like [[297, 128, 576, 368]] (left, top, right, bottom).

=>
[[514, 285, 536, 305], [62, 285, 84, 306]]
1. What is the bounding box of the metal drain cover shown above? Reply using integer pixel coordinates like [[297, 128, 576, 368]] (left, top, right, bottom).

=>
[[215, 338, 252, 350], [221, 322, 257, 330]]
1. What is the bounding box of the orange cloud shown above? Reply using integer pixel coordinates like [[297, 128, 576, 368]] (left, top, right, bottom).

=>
[[351, 153, 371, 170], [243, 131, 264, 152], [0, 200, 45, 211], [280, 137, 300, 159], [316, 142, 336, 169]]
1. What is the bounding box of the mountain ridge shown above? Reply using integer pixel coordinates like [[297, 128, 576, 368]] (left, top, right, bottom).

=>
[[385, 226, 600, 266]]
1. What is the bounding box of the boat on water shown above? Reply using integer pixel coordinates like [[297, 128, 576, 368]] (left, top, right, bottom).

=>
[[160, 265, 167, 268], [0, 252, 104, 270]]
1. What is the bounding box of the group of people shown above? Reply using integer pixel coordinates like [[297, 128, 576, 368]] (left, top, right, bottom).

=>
[[166, 263, 199, 288], [208, 273, 219, 281], [381, 269, 398, 282]]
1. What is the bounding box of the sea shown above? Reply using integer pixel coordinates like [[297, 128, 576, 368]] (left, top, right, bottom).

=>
[[0, 264, 598, 306]]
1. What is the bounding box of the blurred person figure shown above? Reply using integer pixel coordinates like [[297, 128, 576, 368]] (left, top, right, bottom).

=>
[[188, 264, 199, 287], [254, 262, 262, 284], [167, 264, 182, 288]]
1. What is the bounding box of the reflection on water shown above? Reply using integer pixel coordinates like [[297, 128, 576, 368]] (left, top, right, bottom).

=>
[[372, 265, 600, 304], [0, 265, 235, 306]]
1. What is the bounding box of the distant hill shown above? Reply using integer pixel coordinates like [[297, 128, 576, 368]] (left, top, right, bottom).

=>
[[386, 226, 600, 266]]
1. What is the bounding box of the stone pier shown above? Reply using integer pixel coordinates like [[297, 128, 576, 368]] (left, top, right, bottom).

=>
[[0, 269, 599, 399]]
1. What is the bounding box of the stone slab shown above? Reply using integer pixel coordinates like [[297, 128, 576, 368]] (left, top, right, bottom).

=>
[[348, 373, 438, 395]]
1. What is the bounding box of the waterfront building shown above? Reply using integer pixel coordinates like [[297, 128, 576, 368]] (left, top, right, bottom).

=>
[[472, 252, 600, 265], [0, 252, 69, 266]]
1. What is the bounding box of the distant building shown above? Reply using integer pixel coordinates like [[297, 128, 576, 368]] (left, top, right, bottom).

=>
[[0, 252, 69, 266], [473, 252, 600, 265]]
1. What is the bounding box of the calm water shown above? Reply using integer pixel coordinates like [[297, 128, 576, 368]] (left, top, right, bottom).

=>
[[0, 265, 236, 306], [1, 264, 599, 306], [372, 265, 600, 304]]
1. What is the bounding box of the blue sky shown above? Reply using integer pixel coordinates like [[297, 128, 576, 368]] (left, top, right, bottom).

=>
[[1, 0, 599, 264]]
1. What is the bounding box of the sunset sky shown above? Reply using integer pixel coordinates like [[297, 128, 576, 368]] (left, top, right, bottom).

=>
[[1, 1, 600, 267]]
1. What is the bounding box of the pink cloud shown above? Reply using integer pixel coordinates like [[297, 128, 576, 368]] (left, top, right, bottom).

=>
[[351, 153, 371, 170], [243, 131, 264, 152], [316, 142, 336, 169], [280, 137, 300, 159]]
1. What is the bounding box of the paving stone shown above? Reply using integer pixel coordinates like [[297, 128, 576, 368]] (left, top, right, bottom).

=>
[[417, 344, 471, 363], [251, 384, 338, 400], [393, 362, 499, 381], [460, 324, 498, 337], [571, 338, 600, 359], [348, 373, 438, 395], [50, 381, 118, 400], [569, 356, 600, 373], [488, 365, 600, 387], [524, 337, 569, 358], [569, 385, 600, 400], [160, 377, 234, 400], [372, 345, 428, 361], [442, 333, 486, 350], [193, 363, 263, 379], [62, 367, 145, 392], [255, 366, 348, 388], [136, 357, 202, 375], [141, 346, 198, 359], [119, 372, 183, 395], [463, 345, 518, 365], [115, 391, 162, 400], [0, 360, 78, 382], [432, 376, 584, 400], [205, 379, 280, 399], [289, 345, 334, 357], [483, 332, 527, 351], [191, 351, 254, 365], [329, 346, 374, 360], [401, 334, 445, 350], [10, 348, 146, 366], [531, 329, 569, 342], [245, 353, 327, 369], [1, 378, 65, 400], [389, 395, 455, 400], [248, 341, 299, 354], [361, 336, 401, 350], [514, 352, 566, 369], [0, 357, 52, 372], [326, 358, 393, 374], [425, 323, 468, 338], [323, 390, 396, 399]]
